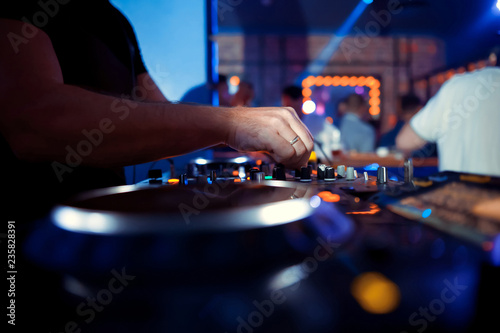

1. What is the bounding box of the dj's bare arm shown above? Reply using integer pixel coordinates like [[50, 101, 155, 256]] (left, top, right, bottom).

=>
[[396, 122, 428, 154], [0, 20, 313, 169]]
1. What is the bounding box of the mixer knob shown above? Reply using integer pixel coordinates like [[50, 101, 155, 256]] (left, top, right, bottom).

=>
[[273, 165, 286, 180], [148, 169, 163, 184], [404, 158, 413, 183], [294, 168, 301, 179], [260, 163, 271, 175], [209, 170, 217, 182], [377, 166, 388, 184], [337, 165, 346, 178], [179, 173, 188, 186], [251, 171, 266, 181], [250, 168, 260, 179], [300, 166, 312, 182], [317, 164, 326, 180], [345, 167, 356, 181], [363, 171, 369, 181], [325, 167, 336, 181]]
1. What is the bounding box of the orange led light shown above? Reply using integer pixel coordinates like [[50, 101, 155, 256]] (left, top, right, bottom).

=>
[[369, 97, 381, 107], [369, 88, 380, 98], [348, 76, 358, 86], [256, 159, 262, 166], [232, 170, 239, 176], [370, 80, 380, 89], [230, 76, 240, 86], [315, 76, 325, 86], [369, 106, 380, 116], [234, 178, 242, 183], [302, 87, 312, 97], [340, 76, 349, 86], [318, 191, 341, 203], [167, 179, 179, 184], [323, 76, 333, 86], [302, 75, 381, 119]]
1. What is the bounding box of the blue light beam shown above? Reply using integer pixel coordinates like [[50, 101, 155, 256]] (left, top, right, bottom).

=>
[[296, 0, 369, 84]]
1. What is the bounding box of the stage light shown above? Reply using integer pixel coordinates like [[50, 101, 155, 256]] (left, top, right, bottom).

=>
[[296, 0, 370, 83], [302, 100, 317, 114], [497, 0, 500, 11]]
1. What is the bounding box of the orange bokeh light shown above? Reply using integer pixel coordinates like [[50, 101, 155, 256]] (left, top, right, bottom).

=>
[[301, 75, 381, 119], [315, 76, 325, 86], [318, 191, 341, 203], [302, 87, 312, 97], [369, 106, 380, 116], [323, 76, 333, 86], [369, 97, 380, 107], [369, 88, 380, 98], [230, 76, 240, 86], [167, 179, 179, 184], [340, 76, 349, 86]]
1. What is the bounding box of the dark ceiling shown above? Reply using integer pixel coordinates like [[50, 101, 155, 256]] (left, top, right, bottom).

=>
[[218, 0, 500, 66]]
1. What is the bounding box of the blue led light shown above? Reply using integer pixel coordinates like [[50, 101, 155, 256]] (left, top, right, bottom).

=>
[[422, 209, 432, 219], [363, 0, 373, 4], [364, 163, 380, 171]]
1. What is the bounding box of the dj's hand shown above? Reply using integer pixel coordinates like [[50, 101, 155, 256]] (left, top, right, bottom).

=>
[[225, 107, 314, 169]]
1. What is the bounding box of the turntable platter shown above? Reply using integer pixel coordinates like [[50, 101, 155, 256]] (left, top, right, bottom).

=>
[[52, 181, 317, 235]]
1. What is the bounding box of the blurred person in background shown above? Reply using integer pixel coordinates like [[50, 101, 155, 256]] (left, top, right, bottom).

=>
[[339, 93, 375, 153]]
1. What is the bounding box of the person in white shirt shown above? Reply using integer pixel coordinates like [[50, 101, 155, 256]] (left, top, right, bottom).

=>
[[339, 93, 376, 153], [396, 67, 500, 177]]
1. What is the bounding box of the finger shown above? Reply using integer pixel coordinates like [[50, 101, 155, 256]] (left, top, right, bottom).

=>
[[282, 108, 314, 154], [262, 128, 307, 168], [275, 123, 310, 167]]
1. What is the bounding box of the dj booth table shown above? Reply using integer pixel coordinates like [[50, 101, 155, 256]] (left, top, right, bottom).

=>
[[13, 155, 499, 333]]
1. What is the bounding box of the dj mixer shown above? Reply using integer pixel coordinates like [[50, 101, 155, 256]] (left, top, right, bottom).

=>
[[16, 157, 500, 333]]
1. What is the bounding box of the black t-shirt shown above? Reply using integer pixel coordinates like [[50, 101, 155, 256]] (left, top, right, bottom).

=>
[[1, 0, 148, 222]]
